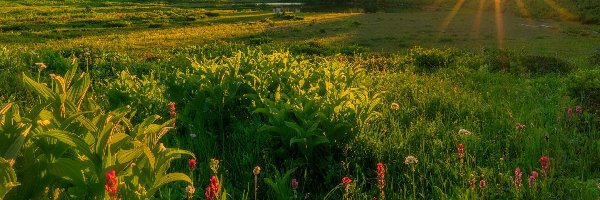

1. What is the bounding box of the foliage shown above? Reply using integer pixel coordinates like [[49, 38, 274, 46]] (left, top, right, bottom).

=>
[[569, 68, 600, 113], [0, 61, 193, 199]]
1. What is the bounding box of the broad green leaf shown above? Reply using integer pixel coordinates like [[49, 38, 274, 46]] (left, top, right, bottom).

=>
[[116, 147, 143, 165], [48, 158, 89, 186], [35, 130, 94, 162], [22, 73, 56, 102], [0, 158, 19, 199], [3, 124, 31, 160], [148, 173, 192, 195], [143, 146, 155, 170]]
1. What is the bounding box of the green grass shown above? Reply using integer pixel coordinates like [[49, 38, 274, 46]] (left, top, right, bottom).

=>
[[0, 1, 599, 200]]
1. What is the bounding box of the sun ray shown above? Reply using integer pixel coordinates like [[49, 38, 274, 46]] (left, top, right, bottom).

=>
[[472, 0, 487, 38], [439, 0, 466, 34], [494, 0, 505, 49], [514, 0, 531, 18], [542, 0, 577, 21]]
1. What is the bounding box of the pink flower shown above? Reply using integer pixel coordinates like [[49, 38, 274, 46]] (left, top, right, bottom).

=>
[[169, 102, 176, 126], [479, 179, 486, 189], [341, 177, 352, 189], [528, 171, 538, 188], [514, 167, 522, 190], [575, 105, 583, 114], [104, 169, 118, 198], [539, 156, 550, 176], [515, 123, 526, 130], [291, 178, 299, 190]]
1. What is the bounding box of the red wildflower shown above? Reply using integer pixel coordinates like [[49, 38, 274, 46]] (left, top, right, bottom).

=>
[[514, 167, 522, 190], [567, 107, 574, 119], [539, 156, 550, 176], [205, 176, 220, 200], [169, 102, 176, 118], [458, 144, 464, 160], [104, 169, 118, 198], [479, 179, 486, 189], [341, 177, 352, 189], [189, 159, 197, 172], [376, 162, 385, 190]]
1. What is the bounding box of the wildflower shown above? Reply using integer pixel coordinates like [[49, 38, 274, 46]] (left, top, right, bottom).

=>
[[35, 63, 47, 71], [341, 177, 352, 190], [515, 123, 526, 130], [567, 107, 574, 119], [186, 185, 195, 199], [253, 166, 261, 176], [539, 156, 549, 176], [597, 182, 600, 189], [458, 128, 471, 135], [468, 174, 476, 188], [291, 178, 299, 190], [528, 171, 538, 188], [210, 158, 220, 175], [190, 133, 197, 138], [169, 102, 176, 118], [189, 159, 197, 172], [204, 176, 220, 200], [376, 162, 385, 190], [104, 169, 118, 198], [49, 74, 56, 79], [479, 179, 486, 189], [404, 155, 418, 165], [514, 167, 522, 190], [458, 144, 464, 160], [390, 103, 400, 110], [575, 105, 583, 114]]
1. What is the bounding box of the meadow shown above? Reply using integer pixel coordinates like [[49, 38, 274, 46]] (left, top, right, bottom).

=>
[[1, 0, 599, 199]]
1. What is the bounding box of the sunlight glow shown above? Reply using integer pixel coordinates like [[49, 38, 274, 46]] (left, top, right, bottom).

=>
[[494, 0, 505, 49], [542, 0, 577, 21], [439, 0, 466, 33], [472, 0, 487, 38]]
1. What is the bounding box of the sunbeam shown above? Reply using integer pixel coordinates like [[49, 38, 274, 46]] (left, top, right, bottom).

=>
[[472, 0, 487, 38], [494, 0, 505, 49], [514, 0, 531, 18], [542, 0, 577, 21], [439, 0, 466, 33]]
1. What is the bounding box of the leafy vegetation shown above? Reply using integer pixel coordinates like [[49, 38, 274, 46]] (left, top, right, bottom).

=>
[[1, 1, 600, 199]]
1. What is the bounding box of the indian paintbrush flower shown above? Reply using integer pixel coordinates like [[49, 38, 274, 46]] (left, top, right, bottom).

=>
[[539, 156, 549, 176], [189, 159, 197, 172], [104, 169, 118, 199], [291, 178, 299, 190], [376, 162, 385, 200], [528, 171, 538, 188], [479, 179, 486, 189], [342, 177, 352, 189], [205, 176, 220, 200], [514, 167, 522, 191]]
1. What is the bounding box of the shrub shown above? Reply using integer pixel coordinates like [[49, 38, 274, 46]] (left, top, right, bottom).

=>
[[408, 47, 454, 72], [519, 55, 574, 75], [104, 21, 132, 28], [589, 51, 600, 66], [569, 68, 600, 113], [205, 11, 220, 17]]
